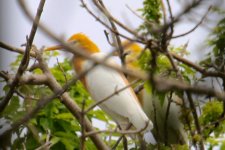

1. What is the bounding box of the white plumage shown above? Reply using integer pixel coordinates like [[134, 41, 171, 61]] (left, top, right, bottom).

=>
[[45, 33, 153, 135], [143, 91, 187, 144], [82, 53, 153, 131]]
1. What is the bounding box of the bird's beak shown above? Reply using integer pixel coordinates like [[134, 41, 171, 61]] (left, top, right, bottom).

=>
[[45, 41, 77, 51], [44, 45, 64, 51]]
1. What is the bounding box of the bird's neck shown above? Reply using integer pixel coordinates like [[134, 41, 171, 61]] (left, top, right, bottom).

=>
[[73, 56, 84, 74], [73, 56, 87, 88], [73, 41, 100, 73]]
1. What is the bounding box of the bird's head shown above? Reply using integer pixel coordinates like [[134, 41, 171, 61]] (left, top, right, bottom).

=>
[[116, 41, 143, 71], [45, 33, 100, 54]]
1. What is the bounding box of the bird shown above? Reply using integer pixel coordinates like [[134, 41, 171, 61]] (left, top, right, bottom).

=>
[[45, 33, 153, 134], [119, 41, 188, 145]]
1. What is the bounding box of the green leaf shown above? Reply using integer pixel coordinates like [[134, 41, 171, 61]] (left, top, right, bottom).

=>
[[220, 141, 225, 150], [2, 96, 25, 120], [141, 0, 162, 23], [10, 54, 23, 70], [60, 138, 77, 150], [50, 136, 60, 145], [90, 109, 109, 122], [53, 113, 74, 120], [39, 117, 52, 129]]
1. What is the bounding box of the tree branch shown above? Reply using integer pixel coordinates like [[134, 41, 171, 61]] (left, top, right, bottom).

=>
[[85, 80, 139, 113], [96, 0, 126, 66], [0, 0, 45, 113], [172, 6, 211, 39], [0, 41, 36, 57], [0, 48, 110, 150], [186, 92, 204, 150], [171, 52, 225, 78]]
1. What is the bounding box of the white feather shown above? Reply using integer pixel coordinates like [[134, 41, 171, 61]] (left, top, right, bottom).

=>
[[82, 53, 153, 131], [143, 90, 187, 144]]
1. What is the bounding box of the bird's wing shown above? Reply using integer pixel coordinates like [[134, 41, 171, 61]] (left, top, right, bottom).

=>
[[83, 53, 153, 131]]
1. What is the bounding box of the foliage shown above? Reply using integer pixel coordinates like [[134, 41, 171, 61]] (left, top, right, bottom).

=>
[[138, 49, 171, 74], [138, 0, 162, 37], [0, 52, 116, 149], [199, 100, 224, 138], [1, 1, 225, 150], [195, 16, 225, 149], [141, 0, 162, 23], [200, 17, 225, 72]]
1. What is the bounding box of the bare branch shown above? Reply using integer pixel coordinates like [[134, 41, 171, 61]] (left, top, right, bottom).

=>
[[18, 0, 148, 81], [85, 80, 139, 113], [160, 0, 167, 25], [0, 71, 9, 81], [56, 58, 68, 83], [0, 41, 36, 57], [0, 0, 45, 113], [0, 70, 47, 85], [166, 0, 174, 40], [171, 52, 225, 78], [92, 0, 145, 41], [154, 0, 204, 34], [154, 77, 225, 101], [80, 0, 145, 44], [164, 92, 173, 145], [96, 0, 126, 66], [186, 92, 204, 150], [0, 48, 110, 150], [172, 6, 211, 39], [80, 98, 86, 150], [85, 121, 149, 137]]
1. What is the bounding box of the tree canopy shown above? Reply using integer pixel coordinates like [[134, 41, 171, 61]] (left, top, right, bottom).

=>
[[1, 0, 225, 150]]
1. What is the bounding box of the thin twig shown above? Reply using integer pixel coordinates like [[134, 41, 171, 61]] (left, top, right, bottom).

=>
[[172, 6, 211, 39], [123, 135, 128, 150], [15, 90, 39, 101], [80, 0, 145, 44], [154, 77, 225, 100], [164, 92, 173, 145], [22, 3, 148, 80], [97, 0, 125, 66], [85, 122, 149, 137], [0, 71, 9, 81], [92, 0, 145, 41], [0, 47, 110, 150], [56, 58, 68, 83], [186, 92, 204, 150], [112, 123, 132, 150], [171, 52, 225, 78], [0, 41, 35, 57], [84, 80, 139, 113], [0, 71, 48, 85], [0, 0, 45, 113], [160, 0, 167, 25], [166, 0, 174, 39], [103, 30, 114, 46], [80, 98, 86, 150], [153, 0, 203, 34]]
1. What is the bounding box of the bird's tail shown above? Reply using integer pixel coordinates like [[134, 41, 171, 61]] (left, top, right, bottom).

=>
[[129, 111, 153, 133]]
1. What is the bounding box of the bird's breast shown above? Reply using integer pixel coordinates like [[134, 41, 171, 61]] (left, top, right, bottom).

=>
[[81, 53, 141, 112]]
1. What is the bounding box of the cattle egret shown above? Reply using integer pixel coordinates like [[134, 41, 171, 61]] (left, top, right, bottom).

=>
[[120, 41, 187, 144], [45, 33, 153, 135]]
